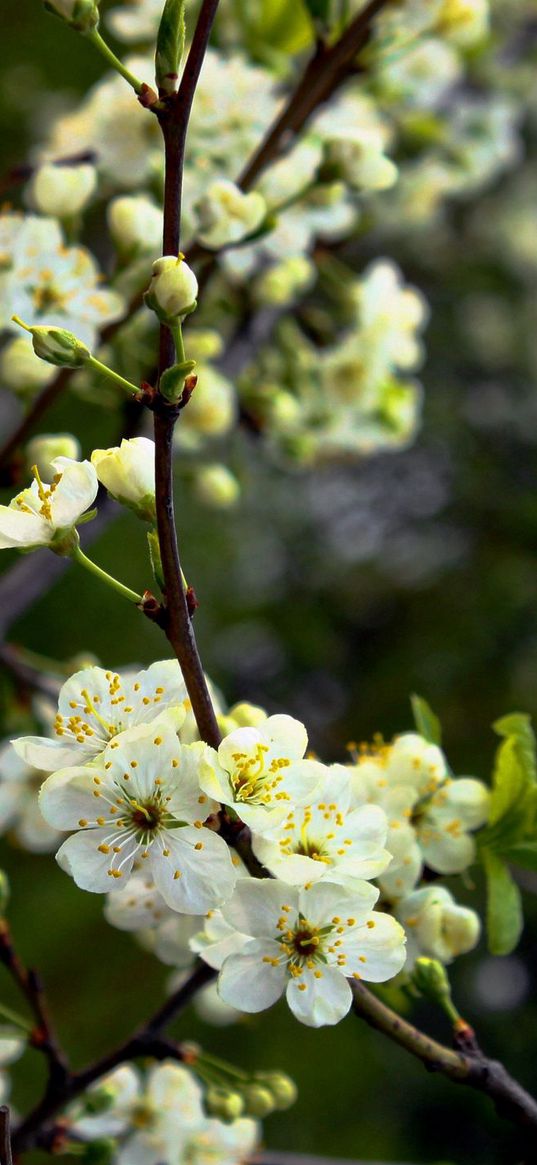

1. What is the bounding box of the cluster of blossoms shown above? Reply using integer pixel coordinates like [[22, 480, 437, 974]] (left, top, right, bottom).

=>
[[0, 655, 490, 1030], [1, 0, 528, 498]]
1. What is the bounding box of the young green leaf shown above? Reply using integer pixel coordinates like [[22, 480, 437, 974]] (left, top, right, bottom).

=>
[[155, 0, 186, 96], [504, 841, 537, 873], [410, 693, 442, 746], [493, 712, 537, 785], [483, 848, 523, 956]]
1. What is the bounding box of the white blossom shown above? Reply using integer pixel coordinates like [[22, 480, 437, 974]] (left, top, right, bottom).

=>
[[0, 214, 123, 347], [107, 195, 163, 256], [217, 880, 406, 1027], [0, 740, 61, 853], [200, 715, 325, 832], [195, 181, 266, 250], [251, 764, 392, 889], [0, 457, 97, 554], [39, 722, 237, 913], [13, 660, 189, 772], [144, 255, 198, 322]]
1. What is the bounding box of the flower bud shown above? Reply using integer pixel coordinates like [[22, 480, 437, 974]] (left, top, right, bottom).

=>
[[144, 254, 198, 322], [0, 337, 56, 396], [107, 195, 163, 257], [321, 132, 397, 191], [26, 434, 81, 480], [241, 1084, 276, 1118], [204, 1086, 245, 1123], [44, 0, 100, 31], [12, 317, 90, 368], [27, 163, 97, 218], [193, 464, 240, 510], [195, 180, 267, 250], [254, 257, 314, 307], [254, 1071, 298, 1111], [91, 437, 156, 521], [413, 956, 452, 1004]]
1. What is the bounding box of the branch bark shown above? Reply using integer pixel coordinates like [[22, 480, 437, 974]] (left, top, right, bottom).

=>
[[351, 981, 537, 1148]]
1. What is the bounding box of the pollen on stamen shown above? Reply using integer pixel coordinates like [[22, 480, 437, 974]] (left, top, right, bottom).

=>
[[78, 818, 88, 827], [174, 870, 182, 879], [194, 842, 203, 851]]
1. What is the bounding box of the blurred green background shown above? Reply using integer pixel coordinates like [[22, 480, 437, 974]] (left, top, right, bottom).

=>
[[1, 3, 537, 1164]]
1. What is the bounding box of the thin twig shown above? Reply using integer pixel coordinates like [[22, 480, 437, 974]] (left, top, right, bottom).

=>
[[0, 1106, 13, 1165], [351, 981, 537, 1145], [0, 922, 68, 1090], [150, 0, 223, 749]]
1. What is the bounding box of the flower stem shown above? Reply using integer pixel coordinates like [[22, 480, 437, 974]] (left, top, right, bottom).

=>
[[72, 546, 142, 604], [85, 29, 145, 95], [0, 1001, 32, 1032], [169, 320, 186, 364], [86, 355, 140, 398]]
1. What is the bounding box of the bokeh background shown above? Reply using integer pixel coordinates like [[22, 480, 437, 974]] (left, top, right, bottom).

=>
[[1, 3, 537, 1163]]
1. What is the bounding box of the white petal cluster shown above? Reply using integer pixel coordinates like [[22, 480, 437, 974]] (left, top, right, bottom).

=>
[[70, 1061, 259, 1165], [0, 457, 97, 553], [0, 213, 123, 348], [348, 731, 490, 900], [0, 740, 62, 853], [195, 181, 267, 250], [27, 163, 97, 219]]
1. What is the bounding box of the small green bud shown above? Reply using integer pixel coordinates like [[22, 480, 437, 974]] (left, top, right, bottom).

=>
[[241, 1084, 276, 1118], [205, 1087, 245, 1123], [155, 0, 185, 96], [12, 317, 90, 368], [254, 1071, 298, 1111], [0, 872, 10, 915], [159, 360, 197, 403], [44, 0, 100, 33], [193, 464, 240, 510], [413, 957, 459, 1023], [147, 529, 165, 592]]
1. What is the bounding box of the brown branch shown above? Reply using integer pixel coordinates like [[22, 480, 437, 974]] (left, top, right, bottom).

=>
[[0, 1107, 13, 1165], [11, 960, 213, 1155], [0, 922, 68, 1091], [149, 0, 222, 750], [351, 981, 537, 1148]]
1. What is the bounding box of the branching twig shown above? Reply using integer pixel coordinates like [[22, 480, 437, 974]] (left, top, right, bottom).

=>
[[0, 922, 68, 1091]]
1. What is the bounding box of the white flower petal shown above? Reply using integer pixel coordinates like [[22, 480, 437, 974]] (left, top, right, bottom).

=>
[[286, 966, 352, 1027], [218, 940, 286, 1012]]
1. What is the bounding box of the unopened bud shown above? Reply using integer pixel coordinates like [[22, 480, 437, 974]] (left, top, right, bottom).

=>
[[144, 254, 198, 323], [413, 957, 459, 1022], [91, 437, 156, 521], [155, 0, 185, 95], [107, 195, 163, 257], [193, 464, 240, 510], [12, 317, 90, 368], [27, 163, 97, 218], [26, 435, 81, 483], [44, 0, 100, 32], [254, 1071, 297, 1110], [205, 1086, 244, 1123], [241, 1083, 276, 1118]]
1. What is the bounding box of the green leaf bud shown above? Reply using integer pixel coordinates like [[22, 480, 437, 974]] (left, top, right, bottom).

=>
[[155, 0, 185, 95], [44, 0, 100, 33]]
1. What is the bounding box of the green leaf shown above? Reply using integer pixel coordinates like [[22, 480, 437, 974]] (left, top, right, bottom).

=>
[[155, 0, 186, 95], [493, 712, 537, 784], [487, 736, 527, 827], [505, 842, 537, 872], [483, 848, 523, 955], [410, 694, 442, 746]]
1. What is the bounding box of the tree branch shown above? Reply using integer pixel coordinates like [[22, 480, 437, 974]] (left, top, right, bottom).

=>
[[0, 1107, 13, 1165], [0, 922, 68, 1091], [150, 0, 222, 749], [351, 981, 537, 1147]]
